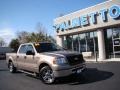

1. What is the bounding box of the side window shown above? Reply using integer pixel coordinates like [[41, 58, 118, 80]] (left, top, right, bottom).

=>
[[19, 45, 27, 53], [26, 45, 35, 53]]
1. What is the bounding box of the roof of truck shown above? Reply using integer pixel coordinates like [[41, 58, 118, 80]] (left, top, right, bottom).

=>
[[20, 42, 53, 45]]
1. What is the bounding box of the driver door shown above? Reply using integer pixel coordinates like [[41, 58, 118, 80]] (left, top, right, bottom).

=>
[[17, 44, 27, 70], [24, 44, 38, 72]]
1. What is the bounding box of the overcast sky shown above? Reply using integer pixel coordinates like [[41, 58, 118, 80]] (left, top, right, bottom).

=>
[[0, 0, 106, 45]]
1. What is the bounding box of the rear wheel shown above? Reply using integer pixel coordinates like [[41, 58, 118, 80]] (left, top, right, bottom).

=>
[[39, 66, 55, 84], [8, 61, 16, 73]]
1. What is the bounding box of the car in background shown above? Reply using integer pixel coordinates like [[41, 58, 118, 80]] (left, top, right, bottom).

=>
[[0, 47, 13, 60]]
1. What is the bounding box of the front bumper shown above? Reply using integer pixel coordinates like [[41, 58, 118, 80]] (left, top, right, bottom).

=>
[[53, 63, 86, 77]]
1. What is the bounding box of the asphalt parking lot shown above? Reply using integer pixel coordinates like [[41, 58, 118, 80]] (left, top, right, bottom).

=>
[[0, 60, 120, 90]]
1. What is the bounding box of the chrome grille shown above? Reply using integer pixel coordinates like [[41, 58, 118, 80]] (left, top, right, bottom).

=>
[[66, 54, 84, 66]]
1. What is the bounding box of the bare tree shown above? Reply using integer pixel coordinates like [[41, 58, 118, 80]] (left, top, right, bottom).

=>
[[16, 31, 30, 44], [35, 22, 48, 41], [14, 23, 56, 43], [36, 22, 47, 35]]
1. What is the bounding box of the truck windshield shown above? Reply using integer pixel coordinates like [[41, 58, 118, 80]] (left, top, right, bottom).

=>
[[34, 43, 63, 53]]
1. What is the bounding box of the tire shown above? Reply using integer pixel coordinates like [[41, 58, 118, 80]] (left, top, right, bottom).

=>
[[8, 61, 16, 73], [39, 66, 55, 84]]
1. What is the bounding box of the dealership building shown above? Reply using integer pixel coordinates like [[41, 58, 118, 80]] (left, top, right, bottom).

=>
[[54, 0, 120, 61]]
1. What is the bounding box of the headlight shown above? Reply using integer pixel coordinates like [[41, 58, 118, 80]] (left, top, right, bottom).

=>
[[53, 57, 67, 65]]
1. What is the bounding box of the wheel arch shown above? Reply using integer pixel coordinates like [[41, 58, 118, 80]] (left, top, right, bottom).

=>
[[8, 59, 13, 68], [39, 63, 51, 72], [7, 56, 14, 68]]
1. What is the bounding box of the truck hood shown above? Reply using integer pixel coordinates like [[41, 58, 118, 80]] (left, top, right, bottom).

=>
[[41, 50, 81, 57]]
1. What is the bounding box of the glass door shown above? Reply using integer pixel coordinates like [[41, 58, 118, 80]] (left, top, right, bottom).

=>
[[112, 28, 120, 58], [73, 35, 79, 51], [64, 35, 73, 50]]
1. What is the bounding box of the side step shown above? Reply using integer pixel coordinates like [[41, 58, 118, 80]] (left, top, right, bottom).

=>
[[18, 70, 38, 77]]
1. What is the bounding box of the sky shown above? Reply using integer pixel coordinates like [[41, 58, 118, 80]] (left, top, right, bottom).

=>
[[0, 0, 107, 45]]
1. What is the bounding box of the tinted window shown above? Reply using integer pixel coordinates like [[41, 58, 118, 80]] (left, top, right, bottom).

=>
[[26, 45, 35, 53], [35, 43, 62, 53], [19, 45, 27, 53]]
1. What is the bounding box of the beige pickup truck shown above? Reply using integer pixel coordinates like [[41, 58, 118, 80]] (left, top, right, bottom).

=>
[[6, 42, 86, 84]]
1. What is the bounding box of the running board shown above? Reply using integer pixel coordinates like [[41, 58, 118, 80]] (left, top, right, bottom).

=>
[[18, 70, 37, 77]]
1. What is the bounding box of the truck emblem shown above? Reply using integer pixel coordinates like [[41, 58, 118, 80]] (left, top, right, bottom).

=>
[[74, 57, 78, 60]]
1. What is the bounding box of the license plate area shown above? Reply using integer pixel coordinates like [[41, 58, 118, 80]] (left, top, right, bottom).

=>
[[72, 67, 82, 74]]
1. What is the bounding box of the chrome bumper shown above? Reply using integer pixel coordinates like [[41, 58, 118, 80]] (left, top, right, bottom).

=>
[[53, 64, 86, 77]]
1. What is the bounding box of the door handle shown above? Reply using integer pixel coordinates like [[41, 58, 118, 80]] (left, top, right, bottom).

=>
[[17, 56, 19, 58], [24, 56, 27, 59]]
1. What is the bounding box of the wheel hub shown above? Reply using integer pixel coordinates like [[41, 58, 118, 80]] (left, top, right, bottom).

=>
[[42, 69, 54, 83]]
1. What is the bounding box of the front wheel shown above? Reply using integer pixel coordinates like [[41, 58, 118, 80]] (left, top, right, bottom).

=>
[[8, 61, 16, 73], [39, 66, 55, 84]]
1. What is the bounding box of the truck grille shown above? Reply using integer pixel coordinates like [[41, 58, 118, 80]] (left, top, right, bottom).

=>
[[66, 54, 84, 66]]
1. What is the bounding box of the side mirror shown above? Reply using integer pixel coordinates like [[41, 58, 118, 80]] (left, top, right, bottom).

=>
[[26, 50, 35, 55]]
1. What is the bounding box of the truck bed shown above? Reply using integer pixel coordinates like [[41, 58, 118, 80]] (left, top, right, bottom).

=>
[[6, 53, 17, 63]]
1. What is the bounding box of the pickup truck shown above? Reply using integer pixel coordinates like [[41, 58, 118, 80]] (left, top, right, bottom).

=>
[[6, 42, 86, 84]]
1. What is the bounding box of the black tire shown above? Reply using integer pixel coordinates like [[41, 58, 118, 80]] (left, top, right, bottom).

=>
[[8, 61, 16, 73], [39, 66, 55, 84]]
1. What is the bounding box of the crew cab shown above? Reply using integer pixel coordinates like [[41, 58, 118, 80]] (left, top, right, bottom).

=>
[[6, 42, 86, 84]]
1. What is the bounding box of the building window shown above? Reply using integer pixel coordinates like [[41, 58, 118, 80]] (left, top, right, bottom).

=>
[[73, 35, 79, 51], [63, 35, 73, 50], [79, 33, 87, 52], [86, 32, 94, 52], [106, 28, 120, 58], [63, 31, 98, 59], [112, 28, 120, 58]]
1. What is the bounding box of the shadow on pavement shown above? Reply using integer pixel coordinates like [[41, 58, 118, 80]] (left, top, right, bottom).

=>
[[0, 69, 8, 71], [55, 68, 114, 85], [2, 66, 113, 85]]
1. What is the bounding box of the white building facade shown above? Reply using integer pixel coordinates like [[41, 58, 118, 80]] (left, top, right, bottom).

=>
[[54, 0, 120, 61]]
